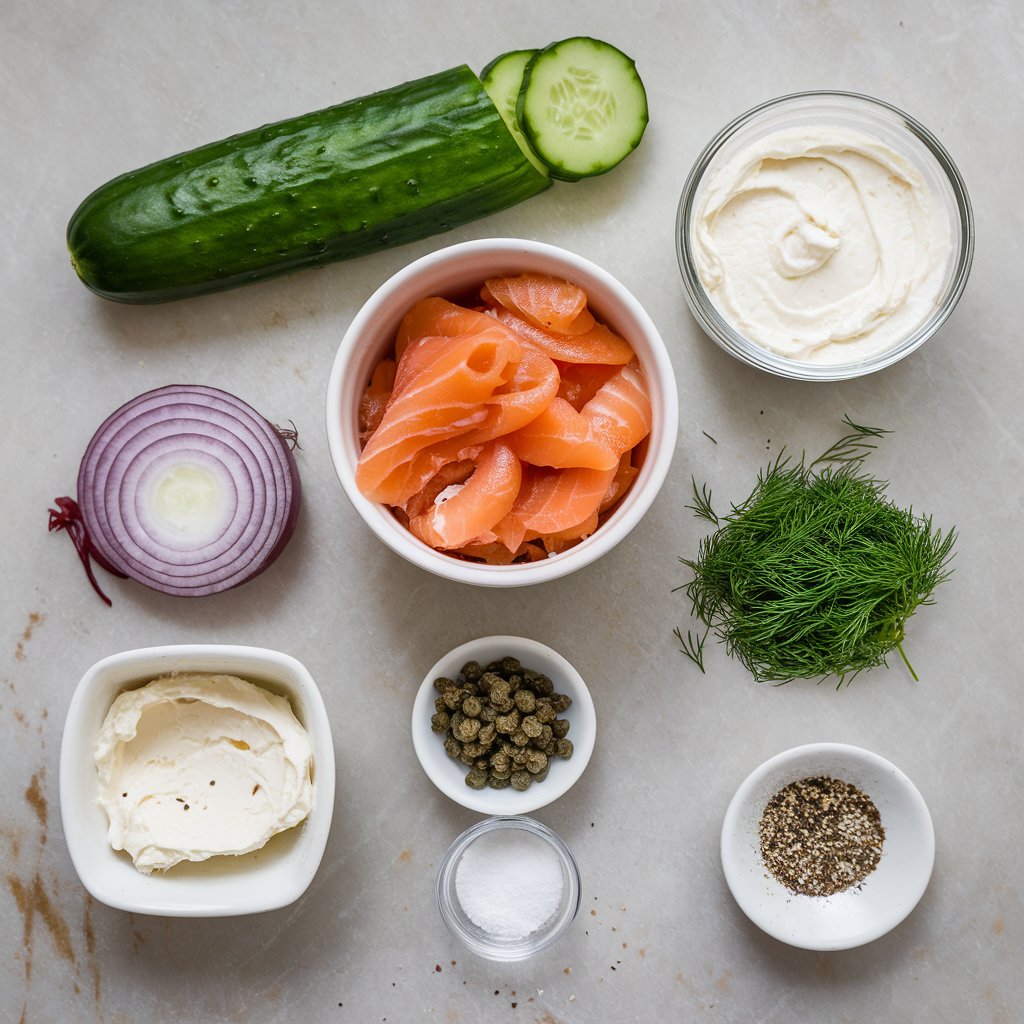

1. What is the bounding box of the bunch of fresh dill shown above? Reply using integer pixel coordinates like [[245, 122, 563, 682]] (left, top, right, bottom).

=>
[[676, 418, 956, 685]]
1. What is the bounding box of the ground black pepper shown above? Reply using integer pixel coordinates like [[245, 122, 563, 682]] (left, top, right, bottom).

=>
[[758, 776, 885, 897]]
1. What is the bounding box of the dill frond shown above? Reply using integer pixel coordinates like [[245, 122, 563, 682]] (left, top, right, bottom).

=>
[[677, 418, 956, 685], [674, 626, 709, 673], [686, 476, 719, 525]]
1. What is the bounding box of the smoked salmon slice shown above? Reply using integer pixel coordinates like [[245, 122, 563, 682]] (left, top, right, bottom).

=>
[[509, 397, 620, 471], [533, 510, 600, 554], [355, 327, 520, 504], [453, 539, 548, 565], [584, 360, 652, 454], [372, 346, 559, 509], [403, 458, 477, 519], [556, 362, 618, 410], [599, 453, 640, 514], [508, 360, 650, 471], [393, 297, 513, 364], [408, 442, 522, 551], [483, 273, 594, 335], [358, 357, 396, 445], [488, 306, 635, 365], [491, 464, 618, 553]]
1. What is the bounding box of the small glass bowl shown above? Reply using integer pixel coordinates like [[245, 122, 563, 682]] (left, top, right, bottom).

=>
[[436, 816, 581, 961], [676, 91, 974, 380]]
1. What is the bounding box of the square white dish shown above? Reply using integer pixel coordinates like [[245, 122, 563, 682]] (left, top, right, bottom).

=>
[[59, 644, 335, 917]]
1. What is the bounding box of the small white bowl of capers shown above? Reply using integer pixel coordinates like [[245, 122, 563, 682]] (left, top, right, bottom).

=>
[[411, 636, 596, 815]]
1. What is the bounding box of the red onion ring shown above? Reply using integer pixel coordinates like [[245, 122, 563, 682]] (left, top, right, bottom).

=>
[[50, 385, 300, 602]]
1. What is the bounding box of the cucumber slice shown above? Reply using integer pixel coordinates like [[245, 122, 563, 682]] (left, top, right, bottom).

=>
[[480, 49, 549, 177], [517, 36, 649, 182]]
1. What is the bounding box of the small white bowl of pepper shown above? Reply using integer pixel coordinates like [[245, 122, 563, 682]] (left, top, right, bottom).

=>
[[720, 743, 935, 951], [411, 636, 596, 815]]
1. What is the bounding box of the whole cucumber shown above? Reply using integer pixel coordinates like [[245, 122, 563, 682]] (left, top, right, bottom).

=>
[[67, 66, 550, 303]]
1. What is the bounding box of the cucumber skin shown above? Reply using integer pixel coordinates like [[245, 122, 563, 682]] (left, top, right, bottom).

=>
[[480, 48, 537, 84], [67, 66, 551, 303]]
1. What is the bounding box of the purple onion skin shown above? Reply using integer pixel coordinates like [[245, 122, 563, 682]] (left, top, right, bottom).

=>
[[50, 385, 302, 603]]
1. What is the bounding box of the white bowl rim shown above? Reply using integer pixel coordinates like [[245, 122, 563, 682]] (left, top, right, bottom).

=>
[[720, 741, 935, 951], [411, 635, 596, 815], [325, 236, 678, 586], [59, 643, 336, 917]]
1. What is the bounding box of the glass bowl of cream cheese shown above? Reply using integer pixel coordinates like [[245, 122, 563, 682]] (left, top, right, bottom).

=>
[[59, 644, 335, 916], [676, 91, 973, 379]]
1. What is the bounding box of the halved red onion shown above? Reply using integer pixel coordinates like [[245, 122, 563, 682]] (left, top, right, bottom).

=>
[[49, 385, 300, 602]]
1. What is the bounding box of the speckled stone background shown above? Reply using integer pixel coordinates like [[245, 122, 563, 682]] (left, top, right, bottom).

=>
[[2, 1, 1022, 1021]]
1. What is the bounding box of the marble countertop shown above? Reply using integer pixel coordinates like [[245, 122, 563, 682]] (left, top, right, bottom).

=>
[[2, 0, 1021, 1020]]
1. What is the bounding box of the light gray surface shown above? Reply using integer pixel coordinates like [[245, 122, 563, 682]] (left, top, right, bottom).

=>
[[2, 0, 1021, 1020]]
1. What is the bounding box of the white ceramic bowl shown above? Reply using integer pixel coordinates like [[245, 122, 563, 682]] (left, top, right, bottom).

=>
[[59, 645, 335, 917], [435, 815, 582, 961], [677, 91, 973, 380], [325, 237, 678, 586], [721, 743, 934, 950], [411, 636, 596, 815]]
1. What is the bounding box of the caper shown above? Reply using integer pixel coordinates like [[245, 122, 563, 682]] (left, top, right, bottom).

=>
[[513, 689, 536, 713], [460, 660, 483, 682], [521, 714, 542, 738], [432, 653, 574, 789]]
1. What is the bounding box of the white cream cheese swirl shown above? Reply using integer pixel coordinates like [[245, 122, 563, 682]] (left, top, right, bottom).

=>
[[95, 673, 313, 874], [693, 126, 949, 363]]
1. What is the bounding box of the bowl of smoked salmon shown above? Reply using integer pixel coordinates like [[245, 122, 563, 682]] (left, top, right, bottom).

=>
[[326, 238, 678, 586]]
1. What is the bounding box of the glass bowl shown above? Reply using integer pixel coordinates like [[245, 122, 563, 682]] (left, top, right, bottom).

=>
[[676, 91, 974, 380], [721, 743, 935, 950], [436, 815, 581, 961]]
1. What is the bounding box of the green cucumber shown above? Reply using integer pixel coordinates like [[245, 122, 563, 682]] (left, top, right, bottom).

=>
[[517, 37, 648, 182], [479, 49, 549, 177], [68, 65, 550, 303]]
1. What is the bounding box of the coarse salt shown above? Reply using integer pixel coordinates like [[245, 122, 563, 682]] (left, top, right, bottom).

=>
[[455, 828, 564, 940]]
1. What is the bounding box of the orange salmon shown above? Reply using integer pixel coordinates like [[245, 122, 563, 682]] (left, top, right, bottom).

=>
[[509, 397, 619, 470], [483, 273, 594, 335], [408, 442, 522, 550], [355, 328, 520, 503], [488, 306, 634, 365]]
